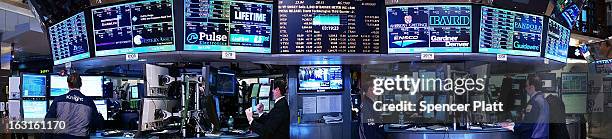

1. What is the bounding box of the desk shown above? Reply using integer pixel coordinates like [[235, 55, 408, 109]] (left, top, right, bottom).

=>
[[386, 128, 514, 139], [291, 123, 344, 139]]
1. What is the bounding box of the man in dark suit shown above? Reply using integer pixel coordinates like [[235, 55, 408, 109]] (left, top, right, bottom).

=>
[[245, 79, 289, 139]]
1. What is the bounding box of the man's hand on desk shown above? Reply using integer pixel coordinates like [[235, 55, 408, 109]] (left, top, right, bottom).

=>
[[245, 107, 254, 125]]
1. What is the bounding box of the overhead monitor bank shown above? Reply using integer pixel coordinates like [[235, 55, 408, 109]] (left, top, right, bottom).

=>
[[184, 0, 273, 53], [47, 2, 573, 65]]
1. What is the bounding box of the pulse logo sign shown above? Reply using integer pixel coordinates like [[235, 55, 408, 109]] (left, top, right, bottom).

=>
[[186, 32, 228, 43]]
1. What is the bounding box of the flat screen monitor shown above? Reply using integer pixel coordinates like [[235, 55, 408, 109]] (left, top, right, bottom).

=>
[[22, 100, 47, 119], [545, 19, 570, 63], [94, 100, 108, 120], [277, 0, 383, 53], [561, 3, 580, 26], [258, 78, 269, 84], [479, 6, 543, 56], [184, 0, 273, 53], [50, 75, 69, 96], [250, 83, 260, 98], [79, 76, 104, 97], [258, 85, 270, 98], [48, 12, 91, 65], [387, 5, 472, 53], [130, 86, 139, 99], [298, 66, 343, 92], [562, 94, 587, 114], [91, 0, 175, 56], [216, 72, 236, 95], [22, 74, 47, 97]]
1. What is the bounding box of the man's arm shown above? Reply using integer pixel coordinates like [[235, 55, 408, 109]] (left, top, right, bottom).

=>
[[250, 104, 284, 137], [45, 100, 57, 119], [88, 100, 104, 129]]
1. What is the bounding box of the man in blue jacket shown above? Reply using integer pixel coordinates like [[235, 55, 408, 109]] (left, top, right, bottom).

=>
[[514, 74, 550, 139], [45, 73, 104, 139]]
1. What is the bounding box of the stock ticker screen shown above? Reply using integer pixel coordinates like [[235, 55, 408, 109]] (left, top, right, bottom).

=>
[[479, 6, 543, 56], [48, 12, 90, 65], [545, 19, 570, 62], [91, 0, 175, 56], [278, 0, 383, 53], [184, 0, 273, 53], [386, 5, 472, 53]]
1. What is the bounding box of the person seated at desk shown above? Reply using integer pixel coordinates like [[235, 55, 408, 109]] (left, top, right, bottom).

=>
[[45, 73, 104, 139], [244, 79, 289, 139], [502, 74, 550, 139]]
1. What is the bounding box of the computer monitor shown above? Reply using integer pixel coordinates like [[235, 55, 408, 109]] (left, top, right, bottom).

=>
[[258, 78, 269, 84], [250, 84, 260, 98], [258, 85, 270, 98], [22, 74, 47, 97], [81, 76, 103, 97], [94, 100, 108, 120], [216, 72, 236, 95], [298, 66, 343, 92], [50, 75, 69, 96], [22, 100, 47, 119], [130, 86, 139, 99]]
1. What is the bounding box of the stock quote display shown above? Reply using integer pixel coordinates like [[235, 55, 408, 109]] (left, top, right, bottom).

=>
[[479, 6, 543, 57], [48, 12, 90, 65], [92, 0, 175, 56], [386, 5, 472, 53], [545, 19, 570, 62], [184, 0, 273, 53], [278, 0, 382, 53]]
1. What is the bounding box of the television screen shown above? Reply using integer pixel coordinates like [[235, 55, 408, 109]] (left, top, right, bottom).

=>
[[545, 19, 570, 62], [22, 74, 47, 97], [48, 12, 90, 65], [568, 46, 586, 60], [387, 5, 472, 53], [298, 66, 343, 91], [22, 100, 47, 119], [250, 83, 260, 98], [184, 0, 273, 53], [91, 0, 175, 56], [216, 72, 236, 95], [479, 6, 543, 56], [562, 94, 587, 113], [50, 75, 69, 96], [258, 85, 270, 98], [81, 76, 104, 97], [277, 0, 383, 53], [94, 100, 108, 120]]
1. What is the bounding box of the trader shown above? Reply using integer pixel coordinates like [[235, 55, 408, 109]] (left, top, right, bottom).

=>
[[505, 74, 550, 139], [245, 79, 289, 139], [45, 73, 104, 139]]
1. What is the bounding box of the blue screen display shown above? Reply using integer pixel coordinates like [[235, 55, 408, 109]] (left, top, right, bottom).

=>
[[50, 75, 69, 96], [298, 66, 343, 91], [278, 0, 382, 53], [184, 0, 273, 53], [22, 74, 47, 97], [91, 0, 175, 56], [545, 19, 570, 62], [387, 5, 472, 53], [48, 12, 90, 65], [22, 100, 47, 119], [479, 6, 543, 56]]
